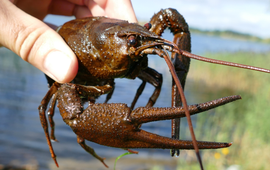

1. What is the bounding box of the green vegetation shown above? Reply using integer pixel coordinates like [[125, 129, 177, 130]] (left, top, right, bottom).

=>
[[150, 51, 270, 169], [185, 51, 270, 169], [114, 152, 135, 170]]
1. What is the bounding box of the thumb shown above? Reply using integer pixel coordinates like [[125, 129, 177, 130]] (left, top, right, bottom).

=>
[[0, 1, 78, 83]]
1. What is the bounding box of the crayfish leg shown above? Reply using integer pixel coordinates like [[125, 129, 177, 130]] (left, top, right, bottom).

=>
[[131, 67, 163, 110], [77, 136, 108, 168], [130, 80, 146, 110], [170, 15, 192, 157], [38, 82, 60, 167], [104, 80, 115, 103], [146, 9, 192, 156], [47, 93, 58, 141], [124, 149, 139, 154], [138, 68, 163, 108]]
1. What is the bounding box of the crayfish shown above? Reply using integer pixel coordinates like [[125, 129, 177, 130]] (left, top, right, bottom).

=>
[[39, 8, 270, 169]]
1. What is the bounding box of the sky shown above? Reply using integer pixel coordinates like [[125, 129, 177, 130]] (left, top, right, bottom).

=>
[[44, 0, 270, 38], [131, 0, 270, 38]]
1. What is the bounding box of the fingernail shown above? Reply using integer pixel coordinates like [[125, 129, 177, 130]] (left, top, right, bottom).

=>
[[44, 51, 72, 82]]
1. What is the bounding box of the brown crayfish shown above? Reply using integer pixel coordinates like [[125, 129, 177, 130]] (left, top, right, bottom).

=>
[[39, 8, 270, 169]]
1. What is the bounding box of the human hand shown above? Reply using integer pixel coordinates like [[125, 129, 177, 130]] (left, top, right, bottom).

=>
[[0, 0, 137, 83]]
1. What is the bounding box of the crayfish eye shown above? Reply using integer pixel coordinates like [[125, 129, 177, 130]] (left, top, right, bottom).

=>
[[128, 35, 137, 46], [144, 23, 152, 30]]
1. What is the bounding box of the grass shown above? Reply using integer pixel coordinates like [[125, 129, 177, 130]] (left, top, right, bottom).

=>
[[183, 51, 270, 169], [153, 51, 270, 170]]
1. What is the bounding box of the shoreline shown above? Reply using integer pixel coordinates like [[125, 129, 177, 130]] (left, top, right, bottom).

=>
[[138, 21, 270, 44]]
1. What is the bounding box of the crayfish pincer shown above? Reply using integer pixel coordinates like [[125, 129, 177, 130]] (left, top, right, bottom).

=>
[[39, 8, 270, 169], [39, 82, 240, 167]]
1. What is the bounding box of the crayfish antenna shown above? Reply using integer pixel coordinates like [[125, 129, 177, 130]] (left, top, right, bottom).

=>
[[161, 48, 203, 169], [179, 50, 270, 73]]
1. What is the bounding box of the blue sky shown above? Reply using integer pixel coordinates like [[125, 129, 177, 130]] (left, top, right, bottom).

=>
[[44, 0, 270, 38], [131, 0, 270, 38]]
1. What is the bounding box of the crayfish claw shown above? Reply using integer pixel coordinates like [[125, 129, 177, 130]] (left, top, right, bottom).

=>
[[130, 95, 241, 125], [130, 129, 232, 150]]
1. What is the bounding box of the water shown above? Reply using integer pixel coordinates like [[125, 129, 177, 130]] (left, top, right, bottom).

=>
[[192, 34, 270, 54], [0, 32, 269, 170]]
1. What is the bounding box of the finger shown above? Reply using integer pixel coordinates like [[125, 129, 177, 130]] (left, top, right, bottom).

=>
[[85, 0, 137, 22], [103, 0, 138, 22], [49, 0, 87, 17], [64, 0, 85, 5], [11, 0, 85, 19], [49, 0, 93, 19], [48, 0, 77, 16], [73, 5, 93, 18], [10, 0, 51, 20], [84, 0, 106, 17], [0, 1, 78, 83], [51, 0, 137, 22]]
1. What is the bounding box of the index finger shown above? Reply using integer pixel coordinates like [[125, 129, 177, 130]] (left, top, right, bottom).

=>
[[97, 0, 137, 22], [69, 0, 138, 22]]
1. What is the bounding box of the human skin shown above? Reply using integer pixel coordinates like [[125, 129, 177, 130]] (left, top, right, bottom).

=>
[[0, 0, 137, 83]]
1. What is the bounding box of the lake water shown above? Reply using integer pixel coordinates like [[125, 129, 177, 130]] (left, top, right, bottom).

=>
[[0, 32, 269, 170]]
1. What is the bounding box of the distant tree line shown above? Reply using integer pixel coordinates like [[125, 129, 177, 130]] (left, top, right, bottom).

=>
[[189, 28, 270, 43]]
